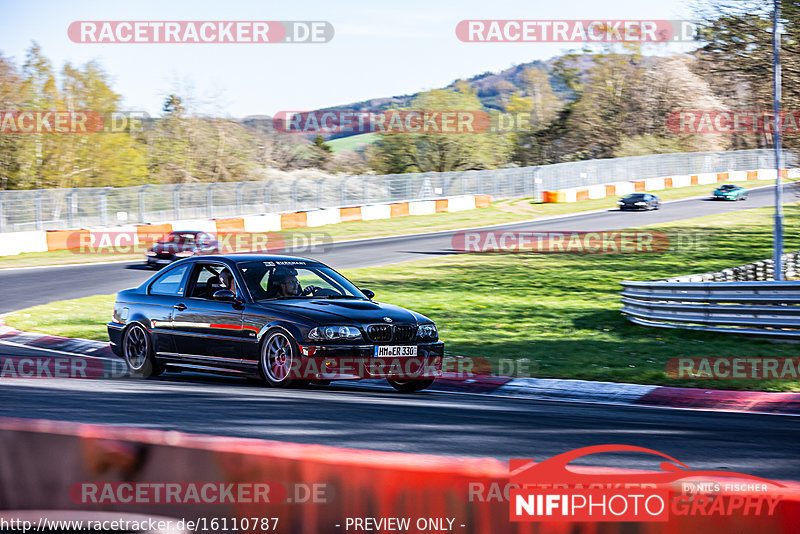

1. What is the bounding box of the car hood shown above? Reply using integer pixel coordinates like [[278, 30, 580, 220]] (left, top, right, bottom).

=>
[[253, 298, 431, 325]]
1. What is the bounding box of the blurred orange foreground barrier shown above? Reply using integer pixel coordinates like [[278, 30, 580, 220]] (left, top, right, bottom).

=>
[[0, 417, 798, 533]]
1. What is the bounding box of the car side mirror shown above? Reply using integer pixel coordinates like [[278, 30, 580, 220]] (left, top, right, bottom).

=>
[[213, 289, 236, 301], [362, 289, 375, 300]]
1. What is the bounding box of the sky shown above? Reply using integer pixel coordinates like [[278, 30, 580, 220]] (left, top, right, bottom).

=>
[[0, 0, 701, 118]]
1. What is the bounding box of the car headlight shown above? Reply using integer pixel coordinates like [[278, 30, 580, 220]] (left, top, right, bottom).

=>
[[417, 323, 438, 340], [175, 250, 194, 258], [145, 251, 156, 257], [616, 201, 623, 205], [635, 202, 646, 205], [308, 326, 362, 340]]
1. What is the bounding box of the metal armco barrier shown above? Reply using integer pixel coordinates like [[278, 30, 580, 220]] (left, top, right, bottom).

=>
[[1, 417, 799, 533], [620, 280, 800, 338]]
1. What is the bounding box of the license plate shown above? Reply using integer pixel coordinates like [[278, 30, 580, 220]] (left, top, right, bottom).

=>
[[374, 345, 417, 357], [155, 259, 171, 264]]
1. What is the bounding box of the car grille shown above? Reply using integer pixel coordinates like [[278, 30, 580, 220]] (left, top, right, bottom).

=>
[[393, 325, 415, 342], [367, 324, 415, 343]]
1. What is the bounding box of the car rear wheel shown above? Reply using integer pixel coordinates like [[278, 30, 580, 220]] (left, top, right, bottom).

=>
[[122, 323, 164, 377], [260, 330, 297, 388], [387, 379, 434, 393]]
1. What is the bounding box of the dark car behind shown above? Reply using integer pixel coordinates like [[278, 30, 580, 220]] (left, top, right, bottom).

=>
[[617, 193, 660, 211], [145, 230, 219, 268]]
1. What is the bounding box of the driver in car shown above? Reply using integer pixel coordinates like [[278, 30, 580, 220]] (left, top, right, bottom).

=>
[[269, 266, 302, 297]]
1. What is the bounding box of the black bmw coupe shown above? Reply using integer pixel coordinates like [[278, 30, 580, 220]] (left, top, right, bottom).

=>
[[108, 255, 443, 392]]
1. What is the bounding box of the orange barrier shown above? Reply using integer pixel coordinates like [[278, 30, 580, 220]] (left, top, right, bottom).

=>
[[633, 181, 646, 192], [280, 212, 307, 229], [214, 218, 245, 233], [576, 189, 590, 202], [664, 178, 673, 188], [45, 229, 90, 251], [339, 206, 363, 223], [605, 185, 616, 196], [0, 417, 798, 533], [717, 172, 729, 182], [435, 199, 449, 213], [390, 202, 410, 217], [543, 191, 563, 203], [781, 169, 789, 178], [135, 223, 172, 244], [690, 175, 699, 185], [475, 194, 492, 208], [748, 170, 759, 180]]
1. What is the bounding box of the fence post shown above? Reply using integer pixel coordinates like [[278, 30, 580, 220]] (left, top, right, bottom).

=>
[[236, 182, 245, 215], [263, 182, 271, 211], [206, 183, 215, 219], [138, 185, 146, 223], [35, 191, 43, 231], [66, 188, 75, 228], [173, 184, 182, 220], [0, 191, 5, 232], [99, 187, 110, 227]]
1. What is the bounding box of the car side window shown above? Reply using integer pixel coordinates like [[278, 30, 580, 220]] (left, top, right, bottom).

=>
[[149, 264, 190, 296]]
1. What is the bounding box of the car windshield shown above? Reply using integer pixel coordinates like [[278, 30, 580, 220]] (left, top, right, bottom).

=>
[[624, 194, 646, 200], [719, 185, 737, 190], [236, 260, 365, 300]]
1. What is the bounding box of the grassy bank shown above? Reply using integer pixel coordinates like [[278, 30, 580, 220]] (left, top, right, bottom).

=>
[[6, 203, 800, 391]]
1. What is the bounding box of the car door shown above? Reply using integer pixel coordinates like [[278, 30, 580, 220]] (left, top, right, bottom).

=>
[[145, 262, 192, 355], [171, 262, 246, 363]]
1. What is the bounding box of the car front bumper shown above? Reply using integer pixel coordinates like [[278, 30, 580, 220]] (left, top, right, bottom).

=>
[[296, 341, 445, 380]]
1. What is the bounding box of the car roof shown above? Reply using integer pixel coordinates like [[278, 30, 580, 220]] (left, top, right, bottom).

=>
[[190, 254, 320, 263]]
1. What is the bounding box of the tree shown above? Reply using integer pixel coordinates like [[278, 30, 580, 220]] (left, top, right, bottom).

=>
[[370, 87, 511, 174]]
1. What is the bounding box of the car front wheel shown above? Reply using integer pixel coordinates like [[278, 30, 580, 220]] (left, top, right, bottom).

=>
[[122, 323, 164, 377], [260, 329, 298, 388], [387, 379, 435, 393]]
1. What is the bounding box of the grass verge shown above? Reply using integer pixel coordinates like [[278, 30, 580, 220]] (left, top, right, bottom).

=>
[[6, 203, 800, 392]]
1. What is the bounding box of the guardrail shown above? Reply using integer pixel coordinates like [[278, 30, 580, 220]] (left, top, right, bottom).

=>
[[620, 280, 800, 338]]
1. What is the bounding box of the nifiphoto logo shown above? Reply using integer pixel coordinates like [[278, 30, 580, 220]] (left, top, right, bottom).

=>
[[505, 445, 784, 523]]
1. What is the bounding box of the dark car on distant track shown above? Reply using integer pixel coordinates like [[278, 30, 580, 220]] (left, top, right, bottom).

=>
[[617, 193, 660, 211], [145, 230, 219, 268], [108, 255, 444, 392], [712, 184, 748, 201]]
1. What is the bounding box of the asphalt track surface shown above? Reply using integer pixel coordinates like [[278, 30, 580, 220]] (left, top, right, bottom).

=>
[[1, 183, 798, 478]]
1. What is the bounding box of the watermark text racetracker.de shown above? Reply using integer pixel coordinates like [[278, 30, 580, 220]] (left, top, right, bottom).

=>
[[71, 481, 332, 505], [0, 355, 127, 379], [0, 111, 148, 134], [273, 110, 577, 134], [667, 357, 800, 380], [451, 231, 708, 254], [68, 21, 333, 43], [667, 110, 800, 134], [66, 231, 332, 255], [455, 20, 699, 43]]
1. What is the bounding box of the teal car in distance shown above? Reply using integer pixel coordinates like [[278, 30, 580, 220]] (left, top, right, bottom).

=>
[[712, 184, 748, 201]]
